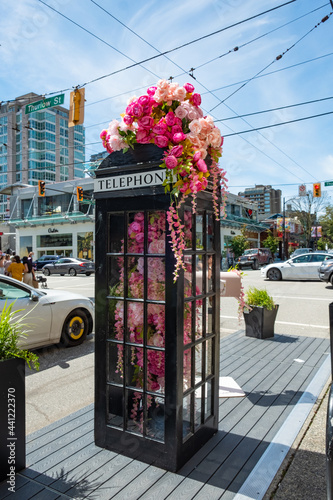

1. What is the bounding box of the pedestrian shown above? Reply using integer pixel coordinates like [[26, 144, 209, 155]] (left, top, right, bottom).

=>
[[22, 256, 36, 286], [3, 254, 12, 275], [0, 255, 5, 275], [6, 255, 25, 282]]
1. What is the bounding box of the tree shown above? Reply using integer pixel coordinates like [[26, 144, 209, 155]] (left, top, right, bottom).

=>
[[290, 192, 329, 247], [262, 231, 279, 256], [319, 205, 333, 244], [229, 225, 249, 258]]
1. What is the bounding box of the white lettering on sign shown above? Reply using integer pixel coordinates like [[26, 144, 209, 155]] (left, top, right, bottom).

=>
[[94, 169, 166, 193]]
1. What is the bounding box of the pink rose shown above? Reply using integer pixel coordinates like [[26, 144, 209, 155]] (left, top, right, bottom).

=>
[[169, 145, 183, 157], [172, 132, 186, 143], [132, 102, 143, 117], [184, 83, 195, 93], [138, 95, 150, 107], [197, 159, 207, 173], [175, 105, 187, 120], [100, 130, 107, 139], [173, 86, 187, 102], [193, 151, 202, 162], [189, 120, 202, 135], [147, 86, 157, 96], [154, 135, 169, 148], [136, 129, 151, 144], [152, 122, 167, 135], [125, 103, 134, 115], [165, 111, 176, 127], [165, 155, 178, 169], [123, 115, 134, 125], [190, 93, 202, 107], [135, 232, 145, 243], [171, 125, 183, 136], [138, 116, 154, 129]]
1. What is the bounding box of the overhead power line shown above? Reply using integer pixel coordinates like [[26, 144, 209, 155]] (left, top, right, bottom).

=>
[[36, 0, 298, 95], [223, 110, 333, 136]]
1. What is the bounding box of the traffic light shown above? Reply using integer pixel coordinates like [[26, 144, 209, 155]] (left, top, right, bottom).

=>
[[38, 180, 45, 197], [69, 88, 85, 127], [313, 182, 321, 198], [76, 186, 84, 202]]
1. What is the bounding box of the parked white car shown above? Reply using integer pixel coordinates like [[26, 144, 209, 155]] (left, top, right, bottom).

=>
[[261, 252, 333, 281], [0, 275, 94, 349]]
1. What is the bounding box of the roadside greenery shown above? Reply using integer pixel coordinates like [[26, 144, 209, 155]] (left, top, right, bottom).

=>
[[0, 301, 39, 370], [229, 225, 249, 258], [262, 231, 279, 256]]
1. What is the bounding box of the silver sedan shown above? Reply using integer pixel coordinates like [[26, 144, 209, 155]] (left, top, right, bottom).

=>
[[0, 275, 94, 349], [261, 252, 333, 281]]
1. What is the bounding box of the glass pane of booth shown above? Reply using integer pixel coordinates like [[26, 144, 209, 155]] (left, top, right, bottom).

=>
[[195, 300, 203, 339], [126, 389, 143, 435], [184, 301, 192, 345], [184, 209, 193, 249], [206, 255, 214, 293], [127, 257, 144, 299], [183, 348, 192, 392], [205, 381, 213, 420], [108, 300, 123, 340], [195, 343, 203, 384], [206, 298, 213, 335], [146, 396, 165, 442], [126, 302, 144, 344], [146, 349, 165, 394], [147, 257, 165, 291], [127, 212, 145, 254], [108, 342, 124, 385], [195, 256, 203, 296], [147, 304, 165, 347], [206, 213, 214, 251], [109, 256, 123, 296], [196, 213, 204, 250], [109, 213, 125, 253], [183, 394, 192, 439], [206, 338, 213, 377], [195, 385, 202, 429], [147, 211, 166, 254], [107, 385, 123, 429]]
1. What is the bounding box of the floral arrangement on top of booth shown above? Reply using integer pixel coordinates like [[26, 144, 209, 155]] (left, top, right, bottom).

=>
[[100, 79, 227, 280]]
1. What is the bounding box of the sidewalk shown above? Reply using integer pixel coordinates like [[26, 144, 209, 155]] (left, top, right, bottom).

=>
[[264, 380, 330, 500], [0, 330, 330, 499]]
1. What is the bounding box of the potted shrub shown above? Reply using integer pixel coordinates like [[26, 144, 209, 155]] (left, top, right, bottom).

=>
[[243, 287, 278, 339], [0, 302, 39, 482]]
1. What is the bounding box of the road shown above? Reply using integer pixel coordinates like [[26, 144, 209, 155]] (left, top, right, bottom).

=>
[[25, 271, 333, 434]]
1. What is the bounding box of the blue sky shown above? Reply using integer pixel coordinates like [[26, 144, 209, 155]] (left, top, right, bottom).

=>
[[1, 0, 332, 202]]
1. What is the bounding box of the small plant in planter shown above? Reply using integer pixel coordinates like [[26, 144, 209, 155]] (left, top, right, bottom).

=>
[[0, 301, 39, 368], [243, 287, 278, 339], [0, 301, 39, 482]]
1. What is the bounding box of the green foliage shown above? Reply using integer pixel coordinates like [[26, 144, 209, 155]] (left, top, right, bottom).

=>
[[319, 206, 333, 244], [245, 287, 275, 310], [316, 237, 332, 250], [0, 301, 39, 370], [229, 226, 249, 258], [262, 231, 279, 255]]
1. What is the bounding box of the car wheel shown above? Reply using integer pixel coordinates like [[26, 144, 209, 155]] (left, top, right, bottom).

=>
[[69, 268, 77, 276], [252, 260, 259, 270], [61, 310, 89, 347], [330, 274, 333, 286], [43, 268, 50, 276], [267, 268, 282, 281], [85, 272, 91, 276]]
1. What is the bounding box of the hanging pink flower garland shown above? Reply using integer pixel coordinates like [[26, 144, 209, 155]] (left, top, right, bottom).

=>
[[100, 79, 227, 280]]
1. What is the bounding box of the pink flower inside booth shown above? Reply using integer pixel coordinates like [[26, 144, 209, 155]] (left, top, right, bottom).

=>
[[94, 80, 227, 471]]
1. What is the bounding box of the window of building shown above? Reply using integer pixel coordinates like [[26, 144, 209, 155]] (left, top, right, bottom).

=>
[[37, 233, 73, 248]]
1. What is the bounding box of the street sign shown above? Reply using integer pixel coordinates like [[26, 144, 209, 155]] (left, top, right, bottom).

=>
[[25, 94, 65, 114], [325, 181, 333, 186], [298, 184, 306, 196]]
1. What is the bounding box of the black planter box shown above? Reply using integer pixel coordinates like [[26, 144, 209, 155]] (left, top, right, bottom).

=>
[[244, 305, 279, 339], [0, 358, 25, 483]]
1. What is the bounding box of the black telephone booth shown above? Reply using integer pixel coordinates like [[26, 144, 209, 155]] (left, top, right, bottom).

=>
[[94, 144, 221, 472]]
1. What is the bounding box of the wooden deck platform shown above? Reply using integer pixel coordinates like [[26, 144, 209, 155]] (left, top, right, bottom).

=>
[[0, 331, 330, 500]]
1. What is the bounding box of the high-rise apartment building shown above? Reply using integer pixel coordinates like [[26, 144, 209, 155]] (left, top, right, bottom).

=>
[[238, 185, 281, 216], [0, 92, 85, 218]]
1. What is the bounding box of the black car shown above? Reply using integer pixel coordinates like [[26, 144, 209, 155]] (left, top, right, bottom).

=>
[[34, 255, 61, 271], [42, 257, 95, 276]]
